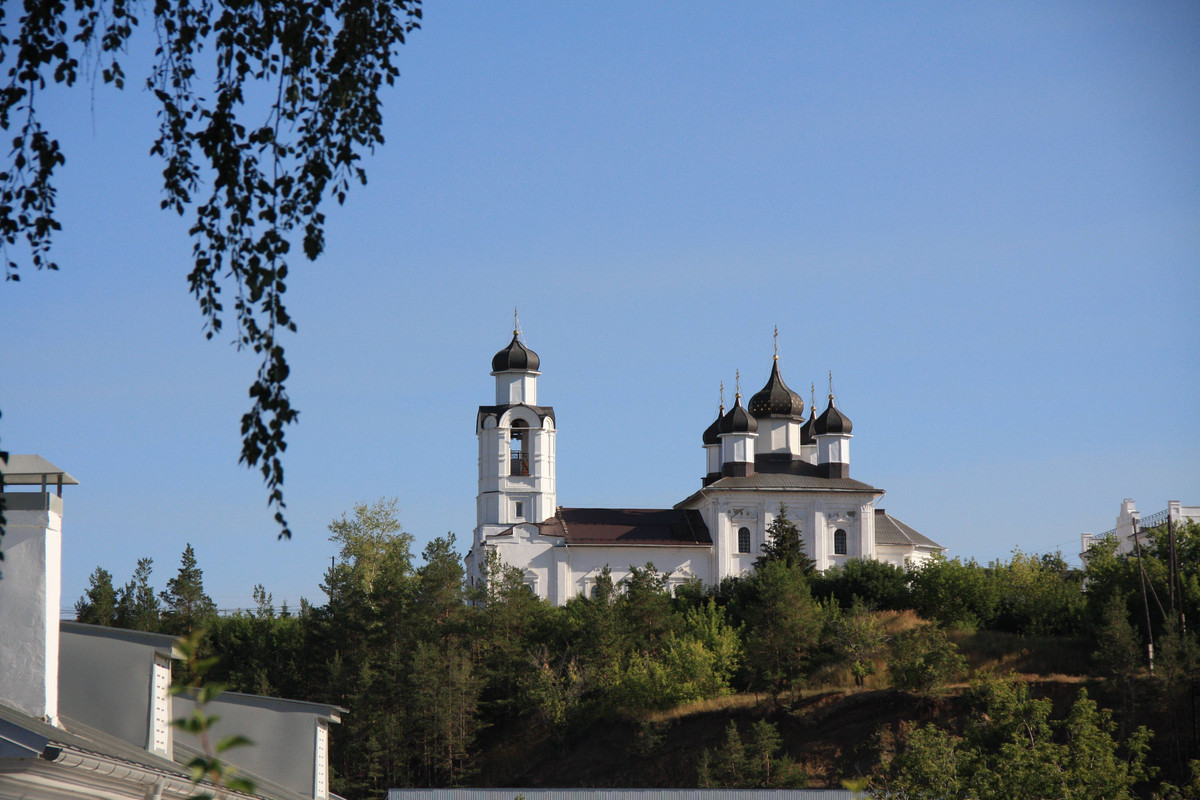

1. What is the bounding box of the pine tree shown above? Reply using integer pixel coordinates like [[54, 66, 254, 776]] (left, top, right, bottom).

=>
[[756, 504, 815, 573], [1092, 595, 1142, 721], [160, 544, 216, 633], [116, 558, 160, 631], [742, 560, 822, 694], [75, 566, 118, 625]]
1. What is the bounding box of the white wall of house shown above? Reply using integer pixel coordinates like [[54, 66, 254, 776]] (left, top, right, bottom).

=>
[[0, 493, 63, 723]]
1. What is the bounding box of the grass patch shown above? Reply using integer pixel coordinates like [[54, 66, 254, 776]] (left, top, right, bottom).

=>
[[644, 692, 770, 722], [951, 630, 1090, 677]]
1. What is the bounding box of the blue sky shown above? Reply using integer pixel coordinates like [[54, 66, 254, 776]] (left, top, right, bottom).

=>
[[2, 2, 1197, 614]]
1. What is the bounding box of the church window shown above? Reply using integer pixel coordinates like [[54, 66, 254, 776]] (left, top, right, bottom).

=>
[[738, 526, 751, 554], [514, 501, 525, 520], [509, 420, 530, 476], [834, 528, 848, 555]]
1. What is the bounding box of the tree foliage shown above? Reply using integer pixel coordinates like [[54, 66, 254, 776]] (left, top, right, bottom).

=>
[[0, 0, 423, 537], [823, 597, 888, 687], [75, 566, 118, 625], [875, 677, 1152, 800], [160, 543, 217, 634], [888, 623, 965, 697], [72, 513, 1200, 798], [115, 556, 161, 631], [812, 557, 911, 611], [698, 719, 806, 789], [740, 559, 821, 694], [756, 503, 815, 573]]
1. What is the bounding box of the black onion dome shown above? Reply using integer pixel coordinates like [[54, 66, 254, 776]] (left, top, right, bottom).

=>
[[719, 397, 758, 434], [815, 396, 853, 435], [800, 404, 817, 445], [702, 408, 725, 445], [748, 361, 805, 420], [491, 332, 540, 372]]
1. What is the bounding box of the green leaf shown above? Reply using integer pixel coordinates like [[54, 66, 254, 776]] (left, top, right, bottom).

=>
[[216, 734, 254, 753]]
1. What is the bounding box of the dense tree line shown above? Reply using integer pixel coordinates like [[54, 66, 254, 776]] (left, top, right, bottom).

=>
[[76, 506, 1200, 798]]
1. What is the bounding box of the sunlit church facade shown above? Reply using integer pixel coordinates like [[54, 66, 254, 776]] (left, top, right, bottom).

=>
[[463, 332, 943, 605]]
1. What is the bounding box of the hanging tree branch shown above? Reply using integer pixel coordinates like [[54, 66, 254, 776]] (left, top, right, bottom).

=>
[[0, 0, 423, 539]]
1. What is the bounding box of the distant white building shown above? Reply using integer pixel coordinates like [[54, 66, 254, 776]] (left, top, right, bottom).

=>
[[463, 333, 943, 605], [1080, 498, 1200, 562]]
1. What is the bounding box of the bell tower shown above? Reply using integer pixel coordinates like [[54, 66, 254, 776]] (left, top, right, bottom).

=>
[[473, 328, 557, 550]]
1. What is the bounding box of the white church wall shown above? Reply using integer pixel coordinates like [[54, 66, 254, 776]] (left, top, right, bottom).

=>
[[558, 546, 713, 602], [873, 546, 911, 568], [485, 539, 715, 605], [685, 492, 880, 574]]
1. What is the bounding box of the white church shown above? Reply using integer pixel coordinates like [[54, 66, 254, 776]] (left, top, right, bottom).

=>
[[463, 331, 943, 605]]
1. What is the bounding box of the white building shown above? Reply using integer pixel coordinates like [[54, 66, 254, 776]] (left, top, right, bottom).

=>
[[0, 455, 343, 800], [464, 334, 943, 605], [1080, 498, 1200, 563]]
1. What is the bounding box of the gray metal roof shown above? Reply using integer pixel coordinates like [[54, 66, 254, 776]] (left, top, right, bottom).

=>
[[61, 621, 181, 653], [0, 703, 311, 800], [0, 454, 79, 485], [874, 509, 943, 549], [677, 472, 880, 508]]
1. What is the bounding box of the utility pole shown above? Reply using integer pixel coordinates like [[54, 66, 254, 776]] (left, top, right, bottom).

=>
[[1168, 513, 1187, 636], [1133, 519, 1155, 673]]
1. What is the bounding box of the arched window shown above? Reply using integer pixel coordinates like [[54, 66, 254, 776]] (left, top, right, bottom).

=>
[[834, 528, 848, 555], [509, 420, 529, 476], [738, 526, 751, 554]]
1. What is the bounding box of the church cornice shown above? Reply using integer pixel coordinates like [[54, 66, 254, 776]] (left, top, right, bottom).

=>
[[477, 403, 556, 426]]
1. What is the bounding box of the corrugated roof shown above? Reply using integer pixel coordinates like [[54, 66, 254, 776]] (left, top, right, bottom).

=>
[[0, 703, 312, 800], [539, 508, 712, 546], [874, 509, 943, 549]]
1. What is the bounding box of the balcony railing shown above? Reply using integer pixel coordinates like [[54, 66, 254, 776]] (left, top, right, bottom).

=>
[[509, 452, 529, 476], [1138, 509, 1170, 530]]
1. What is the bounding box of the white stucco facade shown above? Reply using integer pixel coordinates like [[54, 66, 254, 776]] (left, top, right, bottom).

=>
[[1080, 498, 1200, 563], [0, 495, 63, 723], [465, 337, 944, 605]]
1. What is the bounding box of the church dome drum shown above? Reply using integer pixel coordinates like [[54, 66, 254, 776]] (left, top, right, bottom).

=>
[[492, 332, 541, 372]]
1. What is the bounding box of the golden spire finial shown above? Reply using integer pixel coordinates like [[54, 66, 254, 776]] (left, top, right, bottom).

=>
[[828, 370, 835, 403], [735, 369, 742, 399], [773, 325, 779, 361], [719, 381, 726, 411], [513, 306, 520, 337], [811, 382, 816, 414]]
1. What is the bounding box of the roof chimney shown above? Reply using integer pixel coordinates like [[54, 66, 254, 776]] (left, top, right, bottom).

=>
[[0, 456, 78, 724]]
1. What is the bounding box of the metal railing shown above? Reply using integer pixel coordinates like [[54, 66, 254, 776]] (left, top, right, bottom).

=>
[[1095, 508, 1172, 540], [509, 452, 529, 476], [1138, 508, 1170, 530]]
